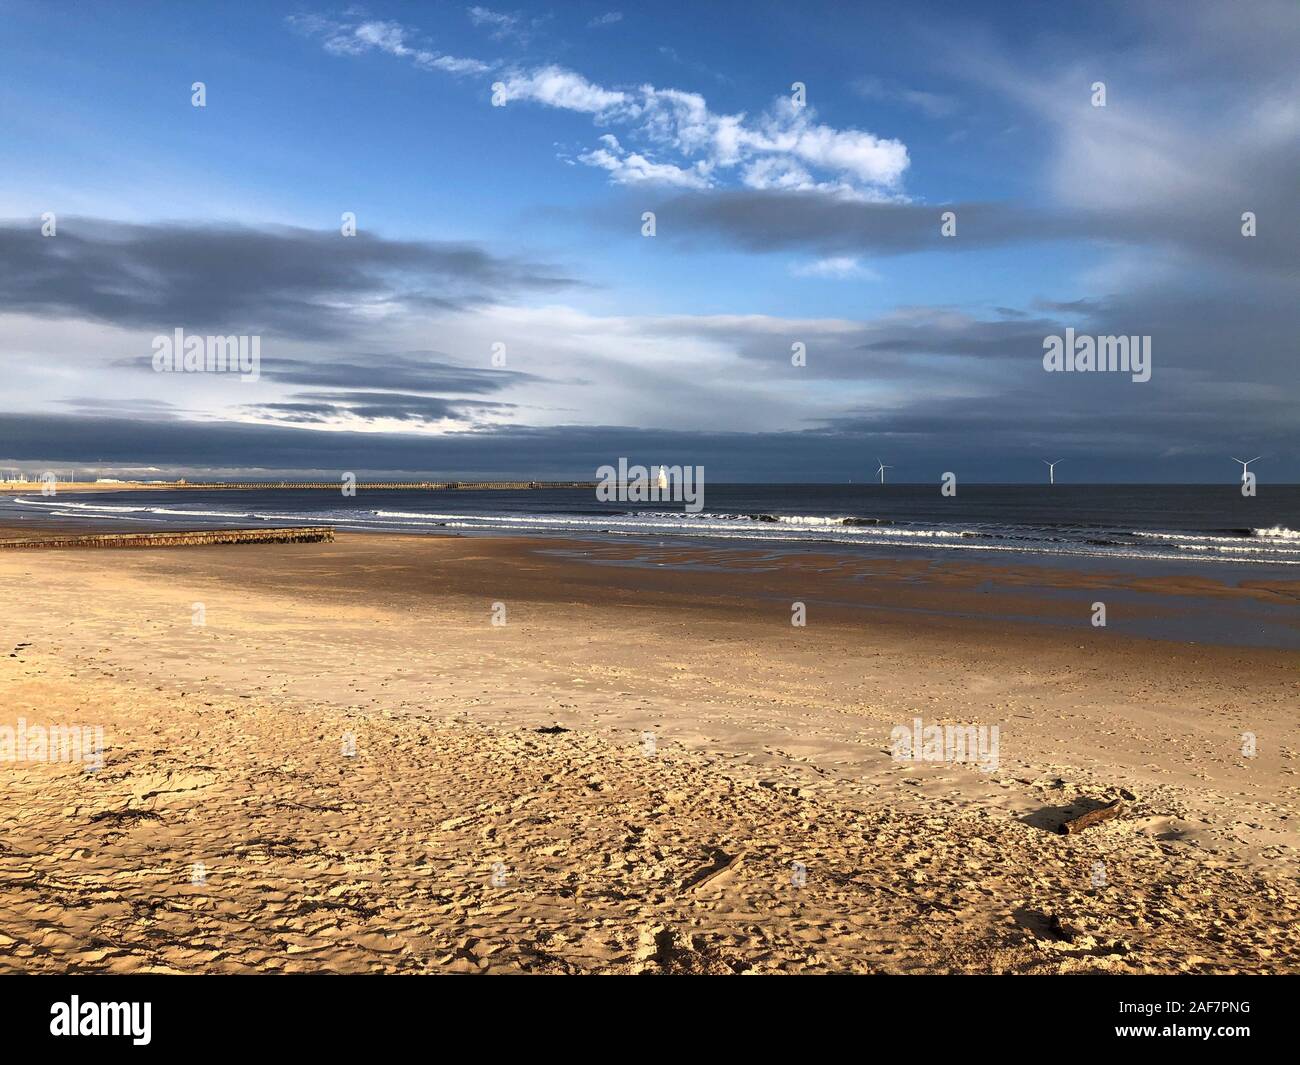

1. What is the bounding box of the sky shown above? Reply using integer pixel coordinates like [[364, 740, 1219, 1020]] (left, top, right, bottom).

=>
[[0, 0, 1296, 482]]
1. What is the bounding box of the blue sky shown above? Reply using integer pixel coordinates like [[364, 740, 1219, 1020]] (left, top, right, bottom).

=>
[[1, 1, 1296, 480]]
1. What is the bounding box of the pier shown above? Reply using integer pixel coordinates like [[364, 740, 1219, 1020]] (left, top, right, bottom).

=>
[[1, 481, 597, 493]]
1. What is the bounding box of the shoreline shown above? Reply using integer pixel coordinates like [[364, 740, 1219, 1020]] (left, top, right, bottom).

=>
[[3, 517, 1297, 649]]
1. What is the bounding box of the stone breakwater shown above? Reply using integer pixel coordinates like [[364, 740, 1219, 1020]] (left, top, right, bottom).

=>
[[0, 481, 598, 493], [153, 481, 595, 490]]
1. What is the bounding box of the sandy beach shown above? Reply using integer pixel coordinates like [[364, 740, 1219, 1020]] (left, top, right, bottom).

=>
[[1, 528, 1297, 973]]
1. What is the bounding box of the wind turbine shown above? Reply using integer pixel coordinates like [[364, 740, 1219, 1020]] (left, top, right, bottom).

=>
[[1231, 456, 1261, 482], [1042, 459, 1062, 485], [875, 460, 893, 485]]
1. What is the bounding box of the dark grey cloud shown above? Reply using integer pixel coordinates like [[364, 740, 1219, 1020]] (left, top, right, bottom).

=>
[[854, 313, 1065, 360], [110, 350, 547, 395], [0, 218, 579, 339], [1032, 298, 1107, 316], [629, 193, 1064, 256], [1128, 0, 1300, 89], [630, 190, 1298, 281], [0, 409, 1293, 483], [626, 284, 1298, 467], [817, 387, 1290, 454], [635, 306, 1074, 382], [254, 353, 542, 393], [243, 391, 514, 424]]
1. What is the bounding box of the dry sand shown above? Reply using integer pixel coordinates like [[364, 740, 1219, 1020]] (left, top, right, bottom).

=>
[[1, 531, 1297, 973]]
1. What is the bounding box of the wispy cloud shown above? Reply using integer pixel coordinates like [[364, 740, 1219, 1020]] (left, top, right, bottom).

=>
[[287, 14, 491, 76], [466, 6, 547, 45], [852, 77, 958, 118], [790, 256, 881, 280]]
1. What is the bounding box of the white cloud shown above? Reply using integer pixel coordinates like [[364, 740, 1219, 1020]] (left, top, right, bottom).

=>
[[428, 54, 494, 76], [602, 88, 909, 194], [578, 135, 711, 188], [498, 65, 631, 114], [790, 256, 881, 280], [740, 156, 814, 190], [6, 301, 877, 436], [467, 6, 543, 44], [467, 6, 517, 35], [588, 12, 623, 29], [751, 100, 908, 187], [290, 16, 908, 196], [288, 15, 490, 77], [353, 21, 407, 53]]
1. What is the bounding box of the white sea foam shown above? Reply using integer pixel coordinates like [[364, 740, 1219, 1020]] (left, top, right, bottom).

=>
[[13, 498, 146, 513]]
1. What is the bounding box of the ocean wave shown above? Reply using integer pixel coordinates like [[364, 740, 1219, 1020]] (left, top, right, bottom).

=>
[[768, 514, 890, 527], [642, 511, 893, 527], [8, 495, 1299, 566], [373, 510, 462, 520], [1134, 528, 1300, 549], [148, 507, 251, 519], [12, 497, 146, 513]]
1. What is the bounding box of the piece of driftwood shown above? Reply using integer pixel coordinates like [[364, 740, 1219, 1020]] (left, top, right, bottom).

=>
[[685, 849, 745, 893], [1058, 798, 1122, 835]]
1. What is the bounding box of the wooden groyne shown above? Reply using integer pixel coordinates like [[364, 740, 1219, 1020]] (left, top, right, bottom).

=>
[[0, 527, 335, 550]]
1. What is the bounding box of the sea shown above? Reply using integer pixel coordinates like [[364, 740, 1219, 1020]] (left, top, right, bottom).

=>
[[3, 483, 1298, 571]]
